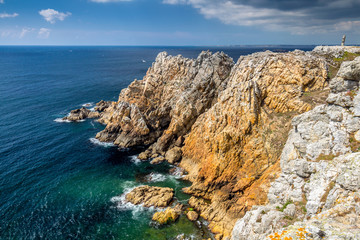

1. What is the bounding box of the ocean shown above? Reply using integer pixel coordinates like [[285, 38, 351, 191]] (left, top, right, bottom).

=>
[[0, 46, 314, 240]]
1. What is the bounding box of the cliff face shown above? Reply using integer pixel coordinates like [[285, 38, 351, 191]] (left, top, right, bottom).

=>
[[96, 51, 234, 152], [231, 56, 360, 240], [180, 50, 328, 238], [93, 49, 331, 239]]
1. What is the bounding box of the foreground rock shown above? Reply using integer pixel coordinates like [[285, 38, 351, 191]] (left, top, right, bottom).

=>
[[125, 185, 174, 208], [152, 204, 183, 225], [231, 56, 360, 240]]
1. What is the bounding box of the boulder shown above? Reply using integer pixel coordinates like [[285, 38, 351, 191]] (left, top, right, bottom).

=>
[[186, 210, 199, 221], [150, 156, 165, 164], [152, 207, 180, 225], [125, 185, 174, 208], [165, 147, 182, 164]]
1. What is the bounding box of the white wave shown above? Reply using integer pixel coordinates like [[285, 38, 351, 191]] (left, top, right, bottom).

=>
[[89, 107, 95, 112], [54, 118, 71, 123], [82, 102, 94, 107], [89, 138, 115, 147], [170, 167, 184, 179], [145, 173, 167, 183], [129, 155, 141, 165]]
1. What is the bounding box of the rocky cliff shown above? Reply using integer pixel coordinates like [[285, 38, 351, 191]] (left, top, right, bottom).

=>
[[231, 55, 360, 240], [62, 46, 360, 239], [86, 49, 332, 239]]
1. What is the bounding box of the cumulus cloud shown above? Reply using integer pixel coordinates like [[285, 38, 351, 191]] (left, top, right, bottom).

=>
[[163, 0, 360, 34], [90, 0, 132, 2], [39, 9, 71, 24], [0, 13, 19, 18], [38, 28, 51, 39]]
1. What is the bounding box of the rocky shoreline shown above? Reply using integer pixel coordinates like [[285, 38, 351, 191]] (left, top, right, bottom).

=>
[[64, 46, 360, 239]]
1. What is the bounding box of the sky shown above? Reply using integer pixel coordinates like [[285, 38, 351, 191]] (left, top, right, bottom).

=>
[[0, 0, 360, 45]]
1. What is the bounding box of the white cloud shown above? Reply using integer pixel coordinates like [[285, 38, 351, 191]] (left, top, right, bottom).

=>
[[162, 0, 188, 4], [39, 9, 71, 24], [0, 0, 4, 4], [0, 13, 19, 18], [19, 28, 35, 39], [90, 0, 132, 2], [38, 28, 51, 39]]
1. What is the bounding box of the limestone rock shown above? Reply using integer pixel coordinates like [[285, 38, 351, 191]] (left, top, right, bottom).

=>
[[150, 156, 165, 164], [125, 185, 174, 208], [312, 45, 360, 58], [88, 111, 101, 118], [96, 51, 234, 150], [231, 56, 360, 240], [165, 147, 182, 164], [63, 107, 90, 121], [138, 150, 150, 160], [186, 210, 199, 221], [94, 100, 112, 112], [152, 207, 180, 225]]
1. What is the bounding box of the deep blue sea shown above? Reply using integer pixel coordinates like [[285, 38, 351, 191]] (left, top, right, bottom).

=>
[[0, 45, 314, 240]]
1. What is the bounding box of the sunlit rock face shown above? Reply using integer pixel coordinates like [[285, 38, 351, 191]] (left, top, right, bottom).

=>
[[96, 51, 234, 151], [95, 50, 330, 239], [231, 55, 360, 240]]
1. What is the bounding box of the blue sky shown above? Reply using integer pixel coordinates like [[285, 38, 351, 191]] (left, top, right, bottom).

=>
[[0, 0, 360, 45]]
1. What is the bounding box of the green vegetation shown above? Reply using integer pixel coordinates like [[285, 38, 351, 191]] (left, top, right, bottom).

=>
[[276, 199, 293, 212], [333, 51, 360, 62]]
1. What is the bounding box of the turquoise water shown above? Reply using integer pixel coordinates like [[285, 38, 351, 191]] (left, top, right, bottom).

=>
[[0, 46, 314, 239]]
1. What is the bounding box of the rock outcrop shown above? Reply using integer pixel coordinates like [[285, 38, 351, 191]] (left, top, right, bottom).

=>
[[152, 204, 183, 225], [231, 55, 360, 240], [125, 185, 174, 208], [95, 51, 234, 150], [180, 50, 328, 239], [93, 49, 331, 239], [63, 100, 112, 122], [313, 46, 360, 58]]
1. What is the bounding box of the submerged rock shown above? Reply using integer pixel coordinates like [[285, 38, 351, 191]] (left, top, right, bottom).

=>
[[125, 185, 174, 208]]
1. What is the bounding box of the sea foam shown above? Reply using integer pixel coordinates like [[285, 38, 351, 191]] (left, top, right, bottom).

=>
[[129, 155, 141, 165], [89, 138, 115, 147], [54, 118, 71, 123]]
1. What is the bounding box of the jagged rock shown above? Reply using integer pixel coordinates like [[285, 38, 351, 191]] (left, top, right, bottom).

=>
[[63, 107, 90, 121], [186, 210, 199, 221], [180, 50, 327, 238], [231, 56, 360, 240], [94, 100, 112, 112], [125, 185, 174, 208], [138, 150, 150, 160], [165, 147, 182, 164], [96, 51, 234, 150], [92, 49, 328, 239], [150, 156, 165, 164], [88, 111, 101, 118], [152, 207, 180, 225]]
